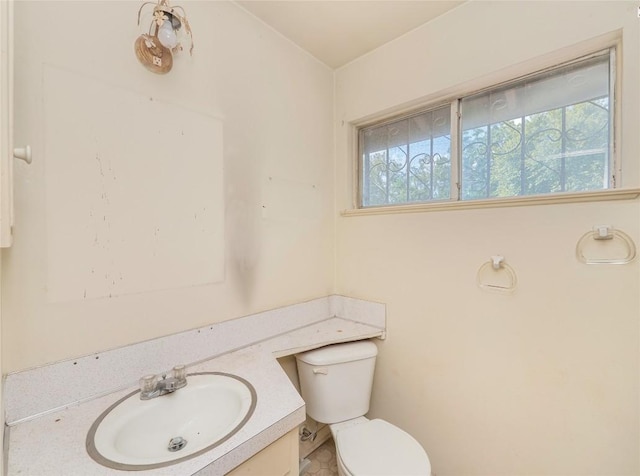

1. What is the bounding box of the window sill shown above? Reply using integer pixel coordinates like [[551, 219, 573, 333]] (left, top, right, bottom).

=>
[[341, 188, 640, 217]]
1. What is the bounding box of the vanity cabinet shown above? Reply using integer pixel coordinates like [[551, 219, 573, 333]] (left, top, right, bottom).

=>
[[226, 428, 299, 476]]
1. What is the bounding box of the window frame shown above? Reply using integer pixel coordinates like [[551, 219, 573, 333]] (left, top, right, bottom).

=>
[[355, 46, 621, 212]]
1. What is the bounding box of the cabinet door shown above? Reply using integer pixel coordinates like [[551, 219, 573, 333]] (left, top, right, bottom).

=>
[[226, 429, 299, 476], [0, 0, 13, 247]]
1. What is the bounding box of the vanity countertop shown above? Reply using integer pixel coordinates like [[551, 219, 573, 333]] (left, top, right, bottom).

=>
[[6, 316, 384, 476]]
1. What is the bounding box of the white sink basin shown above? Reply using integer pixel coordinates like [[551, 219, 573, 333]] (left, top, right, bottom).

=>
[[86, 372, 256, 470]]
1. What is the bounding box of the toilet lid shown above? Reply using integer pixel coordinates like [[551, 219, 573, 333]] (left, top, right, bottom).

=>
[[336, 419, 431, 475]]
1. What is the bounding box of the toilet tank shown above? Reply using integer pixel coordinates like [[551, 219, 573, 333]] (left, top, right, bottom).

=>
[[295, 341, 378, 424]]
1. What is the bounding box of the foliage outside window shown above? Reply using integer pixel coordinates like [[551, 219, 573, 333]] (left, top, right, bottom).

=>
[[359, 50, 614, 208]]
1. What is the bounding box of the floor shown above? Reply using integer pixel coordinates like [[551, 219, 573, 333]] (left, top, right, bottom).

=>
[[302, 438, 338, 476]]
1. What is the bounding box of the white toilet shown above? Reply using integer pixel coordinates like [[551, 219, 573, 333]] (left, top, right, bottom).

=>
[[296, 340, 431, 476]]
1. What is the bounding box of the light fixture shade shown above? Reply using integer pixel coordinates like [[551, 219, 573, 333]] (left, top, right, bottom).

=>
[[134, 34, 173, 74]]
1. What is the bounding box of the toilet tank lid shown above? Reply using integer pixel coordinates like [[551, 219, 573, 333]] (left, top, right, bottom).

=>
[[295, 340, 378, 366]]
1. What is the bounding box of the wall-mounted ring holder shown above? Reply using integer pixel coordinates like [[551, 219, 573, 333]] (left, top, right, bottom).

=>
[[476, 255, 517, 293], [576, 225, 636, 265]]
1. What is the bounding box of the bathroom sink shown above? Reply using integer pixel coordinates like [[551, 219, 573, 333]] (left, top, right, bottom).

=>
[[86, 372, 256, 470]]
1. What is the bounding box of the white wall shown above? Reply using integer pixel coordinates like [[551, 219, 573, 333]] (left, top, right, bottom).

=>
[[335, 2, 639, 475], [3, 0, 335, 372]]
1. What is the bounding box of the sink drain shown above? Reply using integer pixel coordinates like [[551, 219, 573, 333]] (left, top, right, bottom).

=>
[[168, 436, 187, 452]]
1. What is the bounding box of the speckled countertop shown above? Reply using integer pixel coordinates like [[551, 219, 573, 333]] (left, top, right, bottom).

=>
[[6, 311, 385, 476]]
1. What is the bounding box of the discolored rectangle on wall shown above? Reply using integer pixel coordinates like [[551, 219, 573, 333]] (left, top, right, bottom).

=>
[[43, 65, 224, 302]]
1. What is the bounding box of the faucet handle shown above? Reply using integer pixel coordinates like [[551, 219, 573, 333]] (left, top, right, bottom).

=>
[[172, 365, 187, 382], [139, 374, 158, 393]]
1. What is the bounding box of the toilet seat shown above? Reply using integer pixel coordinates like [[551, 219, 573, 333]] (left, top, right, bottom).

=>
[[335, 419, 431, 475]]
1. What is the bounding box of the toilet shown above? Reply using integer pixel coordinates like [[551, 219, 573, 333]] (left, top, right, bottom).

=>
[[296, 340, 431, 476]]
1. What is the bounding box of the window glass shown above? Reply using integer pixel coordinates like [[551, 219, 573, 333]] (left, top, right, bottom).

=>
[[461, 54, 610, 200], [360, 106, 451, 207], [358, 50, 613, 208]]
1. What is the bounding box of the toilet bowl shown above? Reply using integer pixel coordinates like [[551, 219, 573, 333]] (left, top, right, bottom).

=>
[[330, 417, 430, 476], [295, 341, 431, 476]]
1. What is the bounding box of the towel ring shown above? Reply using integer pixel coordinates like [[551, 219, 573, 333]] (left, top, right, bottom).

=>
[[576, 225, 636, 265], [476, 255, 517, 293]]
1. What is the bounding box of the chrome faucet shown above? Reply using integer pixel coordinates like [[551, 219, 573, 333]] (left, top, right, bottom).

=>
[[139, 365, 188, 400]]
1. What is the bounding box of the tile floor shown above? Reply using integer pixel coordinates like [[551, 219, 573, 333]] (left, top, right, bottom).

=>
[[302, 438, 338, 476]]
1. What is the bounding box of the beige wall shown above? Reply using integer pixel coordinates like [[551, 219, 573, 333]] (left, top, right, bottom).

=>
[[3, 0, 334, 372], [335, 2, 639, 475], [4, 1, 640, 475]]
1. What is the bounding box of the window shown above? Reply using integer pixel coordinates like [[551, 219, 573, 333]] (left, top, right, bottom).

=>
[[358, 49, 614, 208]]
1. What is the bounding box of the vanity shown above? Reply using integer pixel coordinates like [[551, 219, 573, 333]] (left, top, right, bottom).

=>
[[4, 296, 385, 475], [226, 429, 298, 476]]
